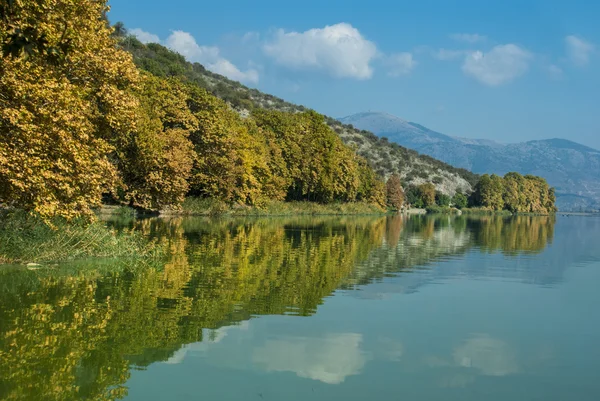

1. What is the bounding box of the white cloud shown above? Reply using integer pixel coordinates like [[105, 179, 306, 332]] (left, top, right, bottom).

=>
[[565, 35, 594, 66], [462, 44, 532, 86], [386, 52, 417, 76], [130, 28, 160, 44], [263, 23, 378, 79], [165, 30, 259, 84], [129, 29, 259, 84], [546, 64, 563, 79], [450, 33, 487, 43], [433, 48, 469, 61], [252, 333, 368, 384]]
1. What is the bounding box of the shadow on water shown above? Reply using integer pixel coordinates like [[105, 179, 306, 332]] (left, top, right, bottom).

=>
[[1, 213, 596, 400]]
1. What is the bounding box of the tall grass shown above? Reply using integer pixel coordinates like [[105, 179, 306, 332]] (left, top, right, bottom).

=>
[[0, 210, 163, 265], [460, 207, 514, 216], [425, 205, 461, 214], [179, 198, 386, 217]]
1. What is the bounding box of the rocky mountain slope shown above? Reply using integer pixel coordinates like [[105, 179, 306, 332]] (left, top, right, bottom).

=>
[[125, 39, 478, 196], [340, 112, 600, 211]]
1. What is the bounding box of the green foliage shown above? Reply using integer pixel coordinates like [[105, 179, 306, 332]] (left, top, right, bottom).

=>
[[405, 185, 420, 207], [435, 191, 452, 207], [426, 205, 459, 214], [452, 192, 468, 209]]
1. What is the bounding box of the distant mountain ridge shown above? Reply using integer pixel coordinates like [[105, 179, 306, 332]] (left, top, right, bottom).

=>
[[339, 112, 600, 211]]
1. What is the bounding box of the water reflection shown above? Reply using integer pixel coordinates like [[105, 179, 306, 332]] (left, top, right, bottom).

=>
[[453, 334, 519, 376], [0, 214, 589, 401], [253, 333, 367, 384]]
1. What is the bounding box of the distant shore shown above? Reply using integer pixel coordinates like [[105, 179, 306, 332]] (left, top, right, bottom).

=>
[[556, 211, 600, 216]]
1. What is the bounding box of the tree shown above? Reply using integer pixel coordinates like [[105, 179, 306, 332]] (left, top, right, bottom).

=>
[[253, 109, 384, 206], [418, 183, 436, 207], [435, 191, 451, 207], [503, 172, 525, 212], [452, 192, 468, 209], [187, 85, 283, 205], [472, 174, 505, 210], [404, 185, 421, 207], [114, 74, 196, 210], [111, 21, 127, 38], [386, 173, 405, 210], [470, 172, 556, 213], [0, 0, 139, 220]]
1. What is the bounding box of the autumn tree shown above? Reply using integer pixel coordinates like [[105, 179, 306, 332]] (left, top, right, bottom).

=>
[[470, 172, 556, 213], [418, 183, 436, 207], [186, 85, 282, 205], [386, 173, 405, 210], [253, 109, 384, 205], [0, 0, 139, 220], [472, 174, 505, 211], [503, 172, 526, 212], [115, 74, 196, 210]]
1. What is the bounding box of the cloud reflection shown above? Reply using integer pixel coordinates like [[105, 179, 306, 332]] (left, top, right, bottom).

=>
[[453, 334, 518, 376], [164, 321, 250, 364], [252, 333, 368, 384]]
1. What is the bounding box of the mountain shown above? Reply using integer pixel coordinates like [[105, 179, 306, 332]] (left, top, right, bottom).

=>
[[124, 39, 479, 196], [339, 112, 600, 211]]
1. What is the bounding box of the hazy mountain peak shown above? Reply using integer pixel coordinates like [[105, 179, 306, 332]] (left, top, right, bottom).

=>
[[339, 112, 456, 145], [341, 111, 408, 123], [339, 111, 413, 134]]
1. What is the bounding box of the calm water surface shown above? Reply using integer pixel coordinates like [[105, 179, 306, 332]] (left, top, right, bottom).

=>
[[1, 215, 599, 400]]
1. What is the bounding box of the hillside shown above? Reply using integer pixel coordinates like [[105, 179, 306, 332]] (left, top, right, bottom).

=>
[[340, 112, 600, 211], [122, 38, 478, 196]]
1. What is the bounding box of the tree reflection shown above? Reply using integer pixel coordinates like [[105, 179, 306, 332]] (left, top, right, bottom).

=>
[[0, 214, 556, 400], [467, 215, 555, 255]]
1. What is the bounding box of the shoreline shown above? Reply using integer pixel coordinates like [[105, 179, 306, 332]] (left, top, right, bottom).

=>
[[97, 200, 388, 218]]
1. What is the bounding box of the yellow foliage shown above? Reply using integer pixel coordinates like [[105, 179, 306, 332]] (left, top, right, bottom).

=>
[[0, 0, 139, 220], [115, 74, 196, 210], [0, 1, 391, 217], [186, 85, 285, 205]]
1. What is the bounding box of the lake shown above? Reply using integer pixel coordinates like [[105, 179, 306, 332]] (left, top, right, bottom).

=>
[[1, 214, 599, 400]]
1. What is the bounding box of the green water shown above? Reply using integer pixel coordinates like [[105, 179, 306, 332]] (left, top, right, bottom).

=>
[[1, 214, 599, 400]]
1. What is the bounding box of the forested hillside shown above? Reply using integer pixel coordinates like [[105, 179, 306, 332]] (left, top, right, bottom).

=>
[[0, 2, 556, 220], [0, 1, 384, 220], [121, 35, 479, 195]]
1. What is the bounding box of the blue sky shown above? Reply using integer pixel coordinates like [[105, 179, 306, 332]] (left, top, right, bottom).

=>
[[109, 0, 599, 148]]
